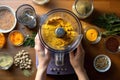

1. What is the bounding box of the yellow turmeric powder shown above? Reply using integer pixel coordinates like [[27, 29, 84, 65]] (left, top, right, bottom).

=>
[[41, 17, 78, 50], [86, 28, 98, 42], [9, 30, 24, 46], [0, 33, 5, 48]]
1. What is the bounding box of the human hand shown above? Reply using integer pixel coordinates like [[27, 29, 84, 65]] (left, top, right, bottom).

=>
[[69, 44, 85, 71], [34, 34, 51, 70], [35, 34, 51, 80], [69, 45, 89, 80]]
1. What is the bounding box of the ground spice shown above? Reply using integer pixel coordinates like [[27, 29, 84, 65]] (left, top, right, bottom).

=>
[[105, 37, 119, 53], [95, 56, 109, 70], [9, 31, 24, 46], [85, 28, 98, 42], [0, 33, 5, 48], [0, 9, 15, 30]]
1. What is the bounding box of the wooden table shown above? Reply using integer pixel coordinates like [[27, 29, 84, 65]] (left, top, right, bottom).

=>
[[0, 0, 120, 80]]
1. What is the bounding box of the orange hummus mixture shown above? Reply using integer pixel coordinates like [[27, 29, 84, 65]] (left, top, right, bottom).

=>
[[41, 17, 78, 50]]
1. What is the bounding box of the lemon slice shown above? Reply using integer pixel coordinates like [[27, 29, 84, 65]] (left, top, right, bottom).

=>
[[33, 0, 50, 5]]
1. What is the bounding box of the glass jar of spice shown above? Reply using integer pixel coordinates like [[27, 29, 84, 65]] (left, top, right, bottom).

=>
[[72, 0, 94, 19]]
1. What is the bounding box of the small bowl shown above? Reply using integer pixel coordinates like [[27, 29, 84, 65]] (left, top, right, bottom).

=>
[[0, 52, 13, 70], [105, 36, 120, 53], [0, 33, 6, 49], [84, 27, 101, 44], [0, 5, 17, 33], [93, 54, 111, 72], [72, 0, 94, 19], [8, 30, 24, 46]]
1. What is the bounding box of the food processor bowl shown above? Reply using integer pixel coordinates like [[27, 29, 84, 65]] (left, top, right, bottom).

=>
[[38, 8, 82, 66]]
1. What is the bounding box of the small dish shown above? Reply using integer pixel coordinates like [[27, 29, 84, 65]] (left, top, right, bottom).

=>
[[0, 33, 6, 49], [0, 5, 17, 33], [0, 52, 13, 70], [8, 30, 24, 46], [84, 27, 101, 44], [105, 36, 120, 53], [93, 54, 111, 72]]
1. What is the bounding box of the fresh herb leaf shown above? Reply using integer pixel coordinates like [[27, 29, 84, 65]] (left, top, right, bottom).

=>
[[23, 32, 37, 47], [22, 70, 32, 77], [93, 13, 120, 36]]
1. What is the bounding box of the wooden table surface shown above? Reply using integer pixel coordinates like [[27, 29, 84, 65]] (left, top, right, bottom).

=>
[[0, 0, 120, 80]]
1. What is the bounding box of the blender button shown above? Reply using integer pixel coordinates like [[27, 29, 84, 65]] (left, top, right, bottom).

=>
[[50, 68, 53, 71], [57, 68, 60, 71], [53, 68, 56, 71], [64, 68, 67, 71], [61, 68, 64, 71]]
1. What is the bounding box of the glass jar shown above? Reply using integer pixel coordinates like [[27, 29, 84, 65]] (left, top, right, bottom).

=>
[[72, 0, 94, 19], [16, 4, 37, 29]]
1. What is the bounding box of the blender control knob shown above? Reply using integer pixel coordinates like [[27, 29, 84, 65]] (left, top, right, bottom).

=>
[[55, 27, 65, 38]]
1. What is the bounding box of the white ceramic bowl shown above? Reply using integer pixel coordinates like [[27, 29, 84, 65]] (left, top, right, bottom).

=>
[[93, 54, 111, 72], [0, 5, 17, 33]]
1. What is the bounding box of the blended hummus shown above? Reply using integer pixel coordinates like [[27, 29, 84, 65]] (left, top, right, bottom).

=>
[[41, 17, 78, 50]]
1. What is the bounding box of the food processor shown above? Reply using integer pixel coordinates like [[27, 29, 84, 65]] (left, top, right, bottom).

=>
[[36, 8, 83, 75]]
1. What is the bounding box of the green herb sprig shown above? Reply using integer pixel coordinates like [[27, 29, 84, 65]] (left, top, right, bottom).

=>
[[93, 13, 120, 36], [23, 32, 37, 47]]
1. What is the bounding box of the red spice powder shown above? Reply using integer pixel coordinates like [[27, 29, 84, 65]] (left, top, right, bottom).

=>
[[105, 37, 119, 53]]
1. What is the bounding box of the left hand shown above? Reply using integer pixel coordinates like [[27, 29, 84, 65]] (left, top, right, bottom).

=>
[[34, 34, 51, 70]]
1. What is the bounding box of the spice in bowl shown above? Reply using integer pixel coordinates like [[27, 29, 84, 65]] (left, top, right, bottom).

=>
[[85, 28, 101, 44], [9, 30, 24, 46], [72, 0, 94, 19], [105, 36, 119, 53], [0, 33, 6, 49], [0, 5, 16, 33], [93, 54, 111, 72]]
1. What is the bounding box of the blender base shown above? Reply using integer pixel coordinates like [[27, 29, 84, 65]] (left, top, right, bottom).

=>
[[36, 53, 75, 75]]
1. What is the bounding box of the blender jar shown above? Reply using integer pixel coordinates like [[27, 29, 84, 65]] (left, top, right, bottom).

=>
[[38, 8, 83, 66]]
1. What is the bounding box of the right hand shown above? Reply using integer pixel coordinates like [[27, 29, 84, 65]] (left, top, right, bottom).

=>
[[69, 44, 85, 70]]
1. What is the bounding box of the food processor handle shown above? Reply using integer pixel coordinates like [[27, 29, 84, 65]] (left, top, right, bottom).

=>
[[55, 53, 64, 66]]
